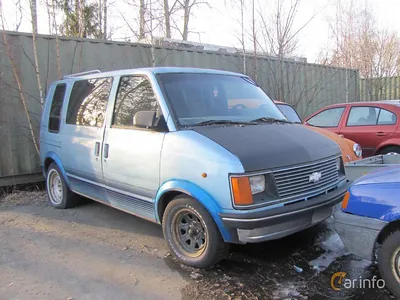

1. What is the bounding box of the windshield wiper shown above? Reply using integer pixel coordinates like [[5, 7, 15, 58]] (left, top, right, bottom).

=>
[[192, 120, 257, 126], [250, 117, 292, 124]]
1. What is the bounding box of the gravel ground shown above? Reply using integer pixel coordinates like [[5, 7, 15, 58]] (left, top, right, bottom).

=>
[[0, 191, 396, 300], [0, 190, 47, 207]]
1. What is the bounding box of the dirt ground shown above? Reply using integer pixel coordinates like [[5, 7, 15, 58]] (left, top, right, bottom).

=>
[[0, 191, 397, 300]]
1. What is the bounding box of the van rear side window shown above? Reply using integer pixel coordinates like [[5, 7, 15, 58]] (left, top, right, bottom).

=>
[[48, 84, 66, 133], [66, 77, 112, 127]]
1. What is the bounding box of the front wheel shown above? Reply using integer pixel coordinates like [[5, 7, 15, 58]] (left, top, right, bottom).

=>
[[378, 230, 400, 298], [162, 195, 228, 268]]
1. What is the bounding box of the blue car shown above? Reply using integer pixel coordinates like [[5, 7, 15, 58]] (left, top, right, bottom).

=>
[[335, 166, 400, 297]]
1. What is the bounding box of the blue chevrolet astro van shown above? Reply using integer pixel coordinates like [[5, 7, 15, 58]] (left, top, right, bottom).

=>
[[40, 67, 349, 268]]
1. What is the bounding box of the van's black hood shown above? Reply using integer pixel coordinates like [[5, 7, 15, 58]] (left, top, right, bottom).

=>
[[192, 124, 340, 172]]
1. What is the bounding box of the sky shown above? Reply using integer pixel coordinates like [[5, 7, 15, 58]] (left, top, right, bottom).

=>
[[3, 0, 400, 62]]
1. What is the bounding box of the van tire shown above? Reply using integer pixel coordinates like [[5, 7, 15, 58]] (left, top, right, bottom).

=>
[[162, 195, 228, 268], [46, 163, 78, 209], [378, 230, 400, 298]]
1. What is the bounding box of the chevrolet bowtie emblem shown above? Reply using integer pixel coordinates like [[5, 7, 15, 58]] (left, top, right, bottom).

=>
[[309, 172, 322, 183]]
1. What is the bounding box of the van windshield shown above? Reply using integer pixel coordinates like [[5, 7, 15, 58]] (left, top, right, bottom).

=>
[[158, 73, 287, 126]]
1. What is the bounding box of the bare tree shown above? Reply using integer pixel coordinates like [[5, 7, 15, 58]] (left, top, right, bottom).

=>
[[29, 0, 44, 107], [327, 0, 400, 100], [251, 0, 258, 80], [103, 0, 108, 39], [239, 0, 246, 73], [178, 0, 210, 40], [149, 0, 155, 66], [162, 0, 179, 38], [257, 0, 324, 102], [13, 0, 23, 31], [99, 0, 102, 36], [0, 1, 40, 155], [163, 0, 171, 37], [226, 0, 247, 74], [51, 0, 62, 78], [139, 0, 146, 39], [44, 0, 52, 34], [78, 0, 85, 37]]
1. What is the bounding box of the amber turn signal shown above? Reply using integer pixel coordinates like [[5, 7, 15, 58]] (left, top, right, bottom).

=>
[[231, 177, 253, 205], [341, 191, 350, 209]]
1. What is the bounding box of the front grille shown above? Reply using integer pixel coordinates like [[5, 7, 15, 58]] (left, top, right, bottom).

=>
[[273, 157, 339, 201]]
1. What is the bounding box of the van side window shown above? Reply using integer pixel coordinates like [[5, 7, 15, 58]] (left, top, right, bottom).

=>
[[66, 77, 112, 127], [112, 76, 158, 127], [48, 84, 66, 133]]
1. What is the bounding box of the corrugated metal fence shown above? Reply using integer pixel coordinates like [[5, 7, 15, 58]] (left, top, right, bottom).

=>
[[0, 31, 359, 185], [360, 77, 400, 101]]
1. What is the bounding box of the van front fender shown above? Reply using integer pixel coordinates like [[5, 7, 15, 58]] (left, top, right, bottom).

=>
[[155, 180, 233, 242]]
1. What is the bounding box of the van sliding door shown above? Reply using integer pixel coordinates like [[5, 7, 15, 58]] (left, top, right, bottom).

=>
[[61, 77, 113, 201]]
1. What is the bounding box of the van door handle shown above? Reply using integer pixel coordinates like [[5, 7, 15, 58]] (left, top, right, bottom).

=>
[[104, 144, 109, 159], [376, 132, 386, 136], [94, 142, 100, 157]]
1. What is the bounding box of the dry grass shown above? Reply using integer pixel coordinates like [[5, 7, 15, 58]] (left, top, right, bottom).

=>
[[0, 187, 47, 208]]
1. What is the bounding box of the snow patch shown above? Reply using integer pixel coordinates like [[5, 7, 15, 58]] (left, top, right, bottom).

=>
[[309, 230, 348, 272]]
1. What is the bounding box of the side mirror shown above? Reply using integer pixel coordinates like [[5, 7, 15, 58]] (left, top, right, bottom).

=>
[[133, 111, 157, 128]]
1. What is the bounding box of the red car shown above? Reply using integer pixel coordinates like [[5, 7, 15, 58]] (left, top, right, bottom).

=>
[[304, 100, 400, 157]]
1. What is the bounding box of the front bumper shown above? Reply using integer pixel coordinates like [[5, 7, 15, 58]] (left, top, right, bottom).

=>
[[334, 210, 387, 260], [220, 182, 350, 243]]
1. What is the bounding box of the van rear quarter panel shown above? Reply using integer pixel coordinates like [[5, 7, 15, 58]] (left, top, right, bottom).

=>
[[40, 81, 72, 169]]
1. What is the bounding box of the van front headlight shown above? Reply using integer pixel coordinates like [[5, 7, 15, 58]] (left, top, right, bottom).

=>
[[249, 175, 265, 195], [335, 157, 341, 170]]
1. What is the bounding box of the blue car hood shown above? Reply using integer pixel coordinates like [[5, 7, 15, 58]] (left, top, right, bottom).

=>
[[353, 165, 400, 186]]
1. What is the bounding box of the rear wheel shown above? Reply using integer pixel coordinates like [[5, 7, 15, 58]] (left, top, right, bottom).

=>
[[46, 163, 78, 209], [378, 146, 400, 155], [162, 195, 228, 268], [378, 230, 400, 298]]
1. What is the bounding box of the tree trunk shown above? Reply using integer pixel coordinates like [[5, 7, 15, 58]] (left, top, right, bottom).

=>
[[182, 0, 190, 40], [103, 0, 107, 39], [149, 0, 155, 66], [0, 17, 40, 154], [30, 0, 38, 34], [75, 0, 79, 35], [52, 0, 62, 79], [241, 0, 246, 74], [139, 0, 145, 40], [77, 0, 84, 37], [30, 0, 44, 107], [45, 0, 52, 34], [98, 0, 102, 37], [252, 0, 257, 80], [164, 0, 171, 38]]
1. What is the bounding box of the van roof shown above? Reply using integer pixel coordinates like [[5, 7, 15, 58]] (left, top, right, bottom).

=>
[[62, 67, 245, 80]]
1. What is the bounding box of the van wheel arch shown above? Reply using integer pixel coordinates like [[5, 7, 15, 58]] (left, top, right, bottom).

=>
[[44, 157, 56, 174], [157, 190, 188, 223]]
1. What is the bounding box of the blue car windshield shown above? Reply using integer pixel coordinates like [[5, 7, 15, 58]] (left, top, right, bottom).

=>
[[158, 73, 286, 126]]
